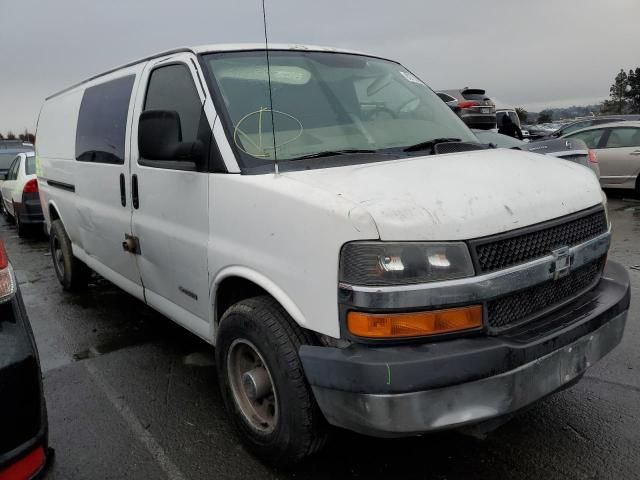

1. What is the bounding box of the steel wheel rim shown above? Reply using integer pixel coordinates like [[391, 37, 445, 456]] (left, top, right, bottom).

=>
[[227, 338, 279, 434], [52, 237, 65, 278]]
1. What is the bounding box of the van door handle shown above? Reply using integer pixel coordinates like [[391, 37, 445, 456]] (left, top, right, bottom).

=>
[[119, 173, 126, 207], [132, 174, 139, 209]]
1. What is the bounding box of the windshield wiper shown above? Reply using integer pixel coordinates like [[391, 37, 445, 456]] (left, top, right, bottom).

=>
[[402, 137, 462, 153], [292, 149, 378, 160]]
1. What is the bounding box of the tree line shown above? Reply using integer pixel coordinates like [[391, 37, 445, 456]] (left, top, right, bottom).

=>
[[0, 130, 36, 143], [602, 68, 640, 114]]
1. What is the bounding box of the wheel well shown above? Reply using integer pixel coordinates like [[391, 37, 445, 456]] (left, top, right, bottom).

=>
[[215, 276, 267, 324], [49, 204, 60, 221]]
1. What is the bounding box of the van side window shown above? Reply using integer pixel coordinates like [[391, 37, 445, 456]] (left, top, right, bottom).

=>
[[140, 63, 220, 172], [144, 64, 202, 144], [76, 75, 135, 164]]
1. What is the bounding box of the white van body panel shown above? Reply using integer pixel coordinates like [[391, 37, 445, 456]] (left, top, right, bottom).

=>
[[36, 43, 606, 346], [36, 89, 83, 236], [209, 173, 379, 339], [283, 149, 602, 241]]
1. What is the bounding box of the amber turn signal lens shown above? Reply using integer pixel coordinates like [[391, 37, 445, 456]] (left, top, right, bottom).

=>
[[347, 306, 482, 339]]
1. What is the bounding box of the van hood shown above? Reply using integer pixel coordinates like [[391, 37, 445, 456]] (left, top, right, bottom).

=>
[[283, 149, 603, 241]]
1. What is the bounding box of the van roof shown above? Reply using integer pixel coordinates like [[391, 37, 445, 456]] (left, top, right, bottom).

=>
[[46, 43, 373, 101]]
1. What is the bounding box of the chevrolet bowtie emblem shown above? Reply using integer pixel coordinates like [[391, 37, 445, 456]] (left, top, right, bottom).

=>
[[551, 246, 572, 280]]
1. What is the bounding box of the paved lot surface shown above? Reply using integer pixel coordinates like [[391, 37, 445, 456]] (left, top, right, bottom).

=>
[[1, 195, 639, 480]]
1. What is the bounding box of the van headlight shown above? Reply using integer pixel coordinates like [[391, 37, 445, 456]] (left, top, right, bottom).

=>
[[339, 242, 475, 286]]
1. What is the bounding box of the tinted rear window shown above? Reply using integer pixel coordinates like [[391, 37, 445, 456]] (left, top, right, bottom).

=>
[[461, 89, 487, 101], [75, 75, 135, 164], [25, 157, 36, 175]]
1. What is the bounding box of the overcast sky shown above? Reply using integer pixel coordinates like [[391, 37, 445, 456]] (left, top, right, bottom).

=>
[[1, 0, 638, 133]]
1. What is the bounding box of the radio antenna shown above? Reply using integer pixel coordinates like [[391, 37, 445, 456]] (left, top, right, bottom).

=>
[[261, 0, 278, 175]]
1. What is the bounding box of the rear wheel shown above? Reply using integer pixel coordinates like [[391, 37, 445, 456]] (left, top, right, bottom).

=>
[[49, 219, 90, 291], [15, 211, 26, 237], [13, 202, 27, 238], [216, 296, 327, 467]]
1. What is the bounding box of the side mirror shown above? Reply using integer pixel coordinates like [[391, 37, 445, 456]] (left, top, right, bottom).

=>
[[138, 110, 203, 162]]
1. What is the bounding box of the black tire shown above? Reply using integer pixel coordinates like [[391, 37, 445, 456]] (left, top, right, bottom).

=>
[[49, 219, 90, 291], [14, 205, 27, 238], [2, 196, 12, 221], [216, 295, 328, 467]]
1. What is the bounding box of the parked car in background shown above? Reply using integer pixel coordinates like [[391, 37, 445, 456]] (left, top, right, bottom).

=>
[[496, 108, 522, 129], [0, 238, 49, 479], [525, 124, 556, 140], [473, 129, 600, 178], [437, 88, 496, 129], [436, 91, 460, 114], [0, 140, 33, 184], [536, 115, 640, 141], [36, 44, 629, 467], [1, 152, 44, 237], [561, 121, 640, 193]]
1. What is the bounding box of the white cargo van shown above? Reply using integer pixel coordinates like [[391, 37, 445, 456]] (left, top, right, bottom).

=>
[[36, 44, 630, 466]]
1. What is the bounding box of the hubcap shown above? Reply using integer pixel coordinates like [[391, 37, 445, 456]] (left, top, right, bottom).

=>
[[227, 339, 278, 433]]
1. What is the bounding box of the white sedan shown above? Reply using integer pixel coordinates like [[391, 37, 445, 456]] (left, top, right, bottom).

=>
[[1, 151, 44, 236]]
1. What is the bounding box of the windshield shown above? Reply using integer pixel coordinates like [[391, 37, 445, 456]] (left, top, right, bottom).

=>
[[204, 51, 475, 170]]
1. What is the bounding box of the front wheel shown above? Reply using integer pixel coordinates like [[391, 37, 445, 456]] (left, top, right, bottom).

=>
[[49, 219, 90, 291], [216, 296, 327, 467]]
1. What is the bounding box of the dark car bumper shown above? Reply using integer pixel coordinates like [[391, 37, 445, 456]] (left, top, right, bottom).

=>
[[460, 113, 497, 130], [14, 193, 44, 225], [300, 260, 630, 437], [0, 277, 49, 477]]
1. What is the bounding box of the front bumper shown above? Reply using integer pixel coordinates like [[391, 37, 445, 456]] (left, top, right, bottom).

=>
[[300, 260, 630, 437]]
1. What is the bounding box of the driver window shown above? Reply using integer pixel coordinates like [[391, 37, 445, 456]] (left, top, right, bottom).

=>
[[144, 64, 203, 144]]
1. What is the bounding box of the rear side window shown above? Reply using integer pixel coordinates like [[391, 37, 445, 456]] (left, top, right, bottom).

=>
[[605, 127, 640, 148], [76, 75, 135, 164], [461, 89, 487, 101], [25, 157, 36, 175]]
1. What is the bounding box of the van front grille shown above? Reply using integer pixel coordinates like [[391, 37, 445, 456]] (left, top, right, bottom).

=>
[[486, 257, 605, 330], [472, 209, 607, 273]]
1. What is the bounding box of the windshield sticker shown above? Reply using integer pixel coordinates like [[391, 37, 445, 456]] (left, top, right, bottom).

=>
[[399, 71, 423, 85]]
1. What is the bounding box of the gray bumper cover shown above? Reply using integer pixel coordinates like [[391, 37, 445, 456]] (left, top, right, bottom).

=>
[[311, 311, 626, 437]]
